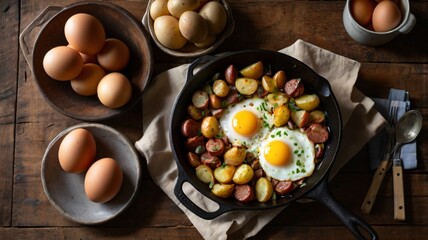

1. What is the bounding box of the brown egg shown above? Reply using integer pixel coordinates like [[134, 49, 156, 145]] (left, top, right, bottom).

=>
[[97, 38, 130, 72], [372, 0, 402, 32], [84, 157, 123, 203], [350, 0, 376, 27], [68, 44, 97, 64], [58, 128, 96, 173], [65, 13, 106, 55], [43, 46, 83, 81], [71, 63, 105, 96], [179, 11, 208, 43], [97, 72, 132, 108]]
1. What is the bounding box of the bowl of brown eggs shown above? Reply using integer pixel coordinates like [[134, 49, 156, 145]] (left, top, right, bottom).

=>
[[20, 1, 153, 121], [41, 123, 141, 224], [143, 0, 235, 58]]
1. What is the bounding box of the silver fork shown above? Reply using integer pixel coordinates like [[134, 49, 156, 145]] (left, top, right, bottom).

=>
[[361, 101, 398, 213]]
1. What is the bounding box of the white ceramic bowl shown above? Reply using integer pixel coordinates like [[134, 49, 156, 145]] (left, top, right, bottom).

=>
[[41, 123, 141, 225], [343, 0, 416, 46]]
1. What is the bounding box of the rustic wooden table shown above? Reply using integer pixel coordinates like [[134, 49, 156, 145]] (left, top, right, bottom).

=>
[[1, 0, 427, 239]]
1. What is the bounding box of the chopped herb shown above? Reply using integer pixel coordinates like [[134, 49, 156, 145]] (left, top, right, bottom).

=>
[[273, 103, 279, 108], [296, 160, 302, 166], [201, 109, 206, 117], [297, 154, 302, 157], [288, 99, 300, 112], [264, 123, 269, 128], [301, 149, 304, 154], [294, 150, 299, 154], [195, 145, 205, 154], [296, 168, 300, 173], [301, 169, 306, 173], [212, 72, 220, 81], [221, 100, 228, 108], [284, 131, 288, 136], [276, 131, 281, 136], [221, 162, 227, 168], [209, 181, 214, 189], [263, 113, 267, 120], [293, 143, 298, 146], [271, 134, 275, 138], [300, 182, 307, 188]]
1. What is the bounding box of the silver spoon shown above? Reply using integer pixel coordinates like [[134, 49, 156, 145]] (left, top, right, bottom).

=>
[[391, 109, 422, 221], [390, 110, 423, 155]]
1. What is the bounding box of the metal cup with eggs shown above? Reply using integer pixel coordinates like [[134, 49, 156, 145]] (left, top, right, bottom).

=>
[[343, 0, 416, 46]]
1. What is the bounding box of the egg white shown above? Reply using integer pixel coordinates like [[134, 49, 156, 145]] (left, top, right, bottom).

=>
[[258, 127, 315, 181], [219, 98, 273, 153]]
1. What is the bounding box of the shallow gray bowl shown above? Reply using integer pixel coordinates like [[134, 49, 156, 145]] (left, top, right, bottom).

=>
[[41, 123, 141, 225]]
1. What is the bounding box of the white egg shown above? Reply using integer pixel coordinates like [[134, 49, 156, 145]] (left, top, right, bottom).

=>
[[219, 98, 273, 153], [258, 127, 315, 181]]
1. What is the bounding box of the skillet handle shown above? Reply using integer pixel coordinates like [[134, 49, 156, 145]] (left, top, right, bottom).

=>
[[306, 178, 378, 240], [174, 168, 233, 220], [186, 55, 218, 83]]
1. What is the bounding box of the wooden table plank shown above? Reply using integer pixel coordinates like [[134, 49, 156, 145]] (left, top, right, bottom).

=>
[[0, 0, 20, 227]]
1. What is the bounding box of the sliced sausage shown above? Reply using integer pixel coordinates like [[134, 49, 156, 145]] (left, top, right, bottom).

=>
[[187, 152, 201, 168], [206, 138, 225, 157], [200, 152, 222, 169], [249, 158, 260, 170], [234, 184, 255, 202], [181, 119, 201, 138], [257, 85, 268, 98], [185, 136, 205, 152], [225, 90, 240, 106], [306, 123, 329, 143], [284, 78, 304, 97], [253, 168, 265, 180], [192, 90, 209, 109], [274, 180, 294, 196], [211, 108, 225, 119]]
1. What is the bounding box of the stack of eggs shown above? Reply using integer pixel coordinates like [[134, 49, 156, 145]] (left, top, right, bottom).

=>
[[43, 13, 132, 109], [150, 0, 227, 50], [351, 0, 402, 32]]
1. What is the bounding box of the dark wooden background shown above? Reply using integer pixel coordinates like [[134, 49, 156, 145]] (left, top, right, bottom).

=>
[[1, 0, 427, 239]]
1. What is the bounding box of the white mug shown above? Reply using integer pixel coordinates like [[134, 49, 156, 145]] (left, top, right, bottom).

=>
[[343, 0, 416, 46]]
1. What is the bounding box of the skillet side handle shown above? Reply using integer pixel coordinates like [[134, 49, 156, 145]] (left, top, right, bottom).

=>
[[174, 168, 233, 220], [306, 178, 378, 240], [186, 55, 218, 83]]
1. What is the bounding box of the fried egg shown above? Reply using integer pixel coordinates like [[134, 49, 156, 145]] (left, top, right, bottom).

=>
[[258, 127, 315, 181], [219, 98, 273, 153]]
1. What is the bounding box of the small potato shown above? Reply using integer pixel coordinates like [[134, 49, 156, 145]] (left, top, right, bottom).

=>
[[196, 164, 215, 187], [214, 165, 236, 183], [209, 94, 222, 109], [309, 110, 326, 124], [294, 94, 320, 112], [232, 164, 254, 185], [223, 146, 246, 166], [201, 116, 219, 138], [255, 177, 273, 203], [291, 110, 310, 128], [262, 75, 277, 93], [194, 34, 216, 48], [150, 0, 169, 20], [266, 92, 289, 107], [240, 61, 264, 79], [273, 105, 291, 127], [211, 183, 235, 198], [187, 104, 204, 120], [167, 0, 200, 18], [212, 79, 230, 97], [273, 70, 286, 89], [235, 78, 258, 95], [225, 64, 238, 85]]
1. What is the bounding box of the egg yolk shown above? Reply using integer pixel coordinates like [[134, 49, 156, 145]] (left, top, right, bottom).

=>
[[264, 140, 291, 166], [232, 110, 259, 137]]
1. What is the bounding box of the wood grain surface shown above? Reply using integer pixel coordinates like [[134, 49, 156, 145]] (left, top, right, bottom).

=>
[[1, 0, 427, 239]]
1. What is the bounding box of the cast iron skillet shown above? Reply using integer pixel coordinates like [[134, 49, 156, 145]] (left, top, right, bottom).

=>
[[170, 50, 377, 239]]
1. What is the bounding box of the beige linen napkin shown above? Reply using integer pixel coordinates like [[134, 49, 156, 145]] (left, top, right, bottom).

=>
[[135, 39, 385, 240]]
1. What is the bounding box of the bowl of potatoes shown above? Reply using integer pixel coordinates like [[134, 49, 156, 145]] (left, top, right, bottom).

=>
[[143, 0, 234, 58], [169, 50, 377, 238]]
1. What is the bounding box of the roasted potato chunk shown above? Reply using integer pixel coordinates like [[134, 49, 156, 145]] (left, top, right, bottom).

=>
[[262, 75, 277, 93], [232, 164, 254, 185], [211, 183, 235, 198], [195, 165, 215, 187], [235, 78, 258, 95], [266, 93, 289, 108], [273, 70, 286, 89], [309, 110, 326, 124], [240, 61, 263, 79], [212, 79, 230, 97], [223, 146, 246, 166], [273, 105, 291, 127], [201, 116, 219, 138], [294, 94, 320, 111], [255, 177, 273, 202], [214, 165, 236, 183], [291, 110, 310, 128]]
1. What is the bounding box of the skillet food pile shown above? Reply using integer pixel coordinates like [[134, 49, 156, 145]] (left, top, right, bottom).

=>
[[180, 61, 330, 203]]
